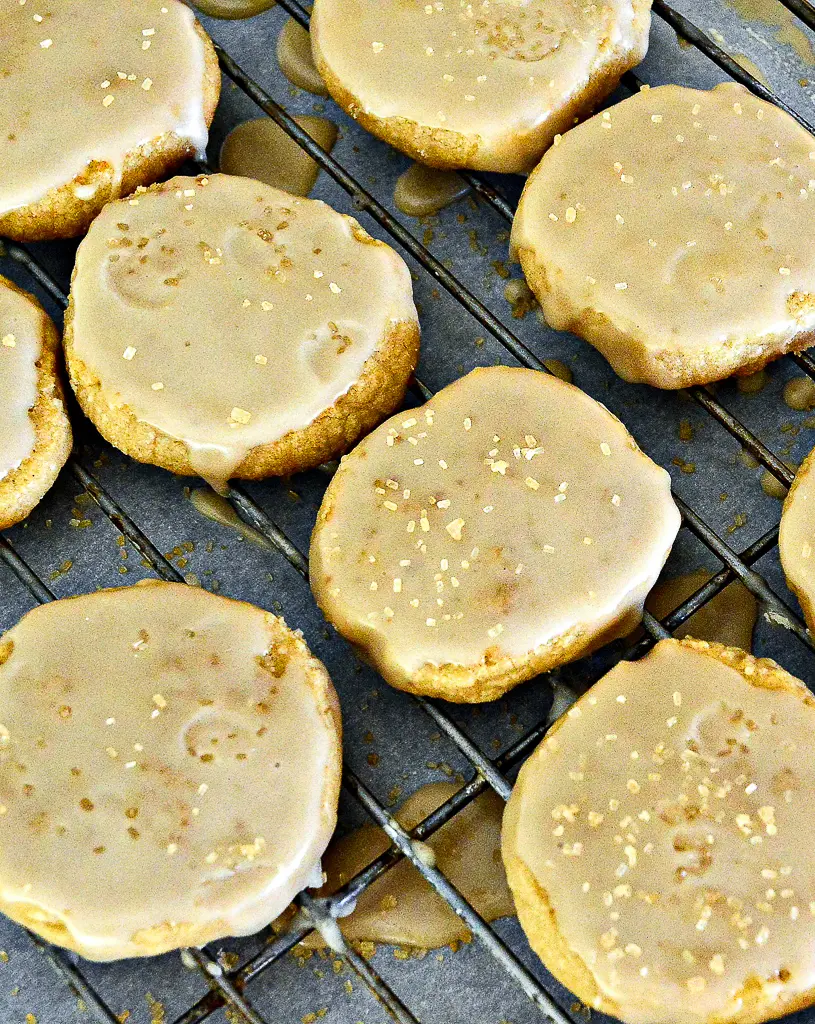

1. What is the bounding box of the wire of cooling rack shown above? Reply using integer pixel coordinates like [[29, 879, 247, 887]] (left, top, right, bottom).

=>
[[780, 0, 815, 33], [2, 2, 815, 1022]]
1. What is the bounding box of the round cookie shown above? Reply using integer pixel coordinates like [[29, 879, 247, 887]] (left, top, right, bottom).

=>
[[0, 580, 342, 960], [310, 366, 680, 703], [779, 445, 815, 631], [64, 173, 420, 491], [310, 0, 651, 174], [0, 275, 72, 531], [502, 638, 815, 1024], [0, 0, 220, 242], [511, 83, 815, 389]]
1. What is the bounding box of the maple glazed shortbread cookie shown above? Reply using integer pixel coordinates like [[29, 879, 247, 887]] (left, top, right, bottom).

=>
[[310, 0, 652, 174], [512, 83, 815, 389], [0, 581, 342, 960], [502, 638, 815, 1024], [64, 174, 420, 491], [0, 0, 219, 242], [0, 275, 72, 531], [310, 367, 680, 703], [779, 445, 815, 631]]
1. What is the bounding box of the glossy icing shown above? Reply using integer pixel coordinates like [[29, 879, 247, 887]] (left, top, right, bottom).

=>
[[311, 367, 680, 696], [0, 582, 341, 960], [1, 0, 210, 217]]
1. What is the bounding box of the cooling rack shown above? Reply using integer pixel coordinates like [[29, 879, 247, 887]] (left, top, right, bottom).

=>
[[2, 1, 815, 1021]]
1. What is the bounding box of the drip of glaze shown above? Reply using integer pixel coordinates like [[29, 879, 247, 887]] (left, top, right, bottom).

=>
[[643, 568, 757, 651], [191, 0, 276, 19], [735, 368, 769, 394], [503, 278, 539, 320], [761, 464, 797, 500], [189, 488, 274, 549], [277, 18, 328, 96], [542, 359, 572, 384], [184, 446, 239, 495], [732, 53, 770, 87], [737, 448, 761, 470], [295, 781, 513, 948], [724, 0, 815, 64], [783, 376, 815, 410], [393, 164, 470, 218], [219, 116, 338, 197]]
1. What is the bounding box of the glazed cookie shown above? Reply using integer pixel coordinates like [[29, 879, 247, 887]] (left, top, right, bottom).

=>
[[310, 367, 680, 702], [779, 445, 815, 631], [310, 0, 651, 174], [65, 174, 420, 491], [512, 83, 815, 388], [503, 638, 815, 1024], [0, 580, 342, 960], [0, 0, 219, 242], [0, 275, 72, 531]]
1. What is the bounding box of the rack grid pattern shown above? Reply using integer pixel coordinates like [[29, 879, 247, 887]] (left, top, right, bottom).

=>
[[2, 1, 815, 1021]]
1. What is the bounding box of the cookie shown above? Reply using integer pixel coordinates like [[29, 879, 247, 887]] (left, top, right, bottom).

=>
[[310, 367, 680, 702], [64, 173, 420, 492], [0, 0, 220, 242], [779, 445, 815, 631], [512, 83, 815, 388], [0, 275, 72, 531], [503, 638, 815, 1024], [310, 0, 651, 174], [0, 580, 342, 960]]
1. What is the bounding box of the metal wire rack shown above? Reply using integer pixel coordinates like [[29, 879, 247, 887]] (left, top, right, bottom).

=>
[[2, 1, 815, 1021]]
